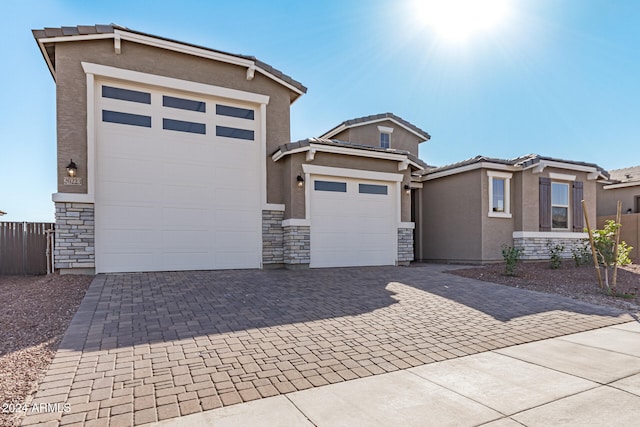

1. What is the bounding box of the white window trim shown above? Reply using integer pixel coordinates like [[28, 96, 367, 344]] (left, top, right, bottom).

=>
[[549, 172, 576, 181], [551, 181, 570, 230], [487, 170, 512, 218], [378, 125, 393, 149]]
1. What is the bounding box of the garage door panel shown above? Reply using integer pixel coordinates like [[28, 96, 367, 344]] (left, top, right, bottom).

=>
[[95, 79, 262, 273]]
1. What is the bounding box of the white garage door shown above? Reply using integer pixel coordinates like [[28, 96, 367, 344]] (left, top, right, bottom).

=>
[[94, 80, 262, 273], [310, 176, 397, 268]]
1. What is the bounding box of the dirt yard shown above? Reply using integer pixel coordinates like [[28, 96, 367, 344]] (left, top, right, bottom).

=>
[[451, 261, 640, 312], [0, 274, 92, 427]]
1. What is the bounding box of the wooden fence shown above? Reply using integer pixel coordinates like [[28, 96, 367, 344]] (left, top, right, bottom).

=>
[[597, 213, 640, 262], [0, 222, 54, 275]]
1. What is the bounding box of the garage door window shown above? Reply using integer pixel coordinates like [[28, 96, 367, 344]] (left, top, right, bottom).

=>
[[163, 95, 206, 112], [163, 118, 206, 134], [216, 104, 254, 120], [102, 86, 151, 104], [314, 181, 347, 192], [216, 126, 254, 141], [102, 110, 151, 128], [359, 184, 388, 195]]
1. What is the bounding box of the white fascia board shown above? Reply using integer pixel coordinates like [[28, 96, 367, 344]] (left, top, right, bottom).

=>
[[52, 193, 95, 203], [321, 118, 428, 141], [82, 62, 270, 105], [302, 164, 403, 182], [522, 160, 599, 174], [272, 143, 409, 164], [38, 33, 115, 44], [421, 162, 518, 181], [603, 181, 640, 190], [320, 124, 347, 139], [513, 231, 588, 239]]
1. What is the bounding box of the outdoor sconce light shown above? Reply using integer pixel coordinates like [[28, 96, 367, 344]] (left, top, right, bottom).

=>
[[404, 184, 411, 195], [66, 159, 77, 177], [297, 175, 305, 188]]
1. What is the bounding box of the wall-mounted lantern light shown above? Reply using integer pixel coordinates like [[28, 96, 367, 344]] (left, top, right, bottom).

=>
[[297, 175, 305, 188], [404, 184, 411, 195], [66, 159, 78, 177]]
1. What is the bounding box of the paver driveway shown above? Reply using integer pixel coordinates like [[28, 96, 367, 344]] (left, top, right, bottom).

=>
[[22, 265, 633, 426]]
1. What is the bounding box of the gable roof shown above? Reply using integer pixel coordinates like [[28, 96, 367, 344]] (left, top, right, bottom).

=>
[[320, 113, 431, 142], [32, 24, 307, 102], [272, 137, 429, 170], [421, 153, 608, 180]]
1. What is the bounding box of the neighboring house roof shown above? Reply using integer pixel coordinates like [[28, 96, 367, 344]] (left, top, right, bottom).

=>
[[272, 137, 429, 170], [0, 210, 6, 216], [608, 166, 640, 183], [320, 113, 431, 142], [421, 153, 609, 180], [32, 24, 307, 102], [602, 165, 640, 189]]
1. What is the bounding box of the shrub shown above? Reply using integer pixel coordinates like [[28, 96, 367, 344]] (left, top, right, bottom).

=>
[[502, 245, 523, 276], [546, 241, 565, 269], [591, 220, 634, 293], [571, 241, 592, 267]]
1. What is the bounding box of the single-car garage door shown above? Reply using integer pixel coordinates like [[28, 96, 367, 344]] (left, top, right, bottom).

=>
[[310, 176, 397, 268], [95, 79, 262, 273]]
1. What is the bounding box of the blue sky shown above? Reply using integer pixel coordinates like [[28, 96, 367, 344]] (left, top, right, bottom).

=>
[[1, 0, 639, 222]]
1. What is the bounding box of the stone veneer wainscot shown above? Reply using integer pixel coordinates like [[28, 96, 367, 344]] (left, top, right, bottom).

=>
[[54, 202, 95, 272], [397, 227, 414, 266], [283, 224, 310, 268], [513, 232, 589, 260], [262, 210, 284, 267]]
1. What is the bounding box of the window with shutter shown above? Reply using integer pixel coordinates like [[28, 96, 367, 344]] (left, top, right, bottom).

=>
[[572, 181, 584, 232], [539, 177, 551, 231]]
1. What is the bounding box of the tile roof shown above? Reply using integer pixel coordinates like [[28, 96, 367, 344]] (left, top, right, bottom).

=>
[[32, 24, 307, 96], [608, 165, 640, 183], [420, 153, 608, 177], [321, 113, 431, 141], [274, 138, 429, 169]]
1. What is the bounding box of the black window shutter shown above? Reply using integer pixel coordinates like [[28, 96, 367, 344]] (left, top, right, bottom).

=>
[[539, 177, 551, 231], [572, 181, 584, 232]]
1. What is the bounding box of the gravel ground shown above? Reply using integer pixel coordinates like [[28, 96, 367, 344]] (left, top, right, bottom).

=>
[[450, 261, 640, 313], [0, 274, 92, 427]]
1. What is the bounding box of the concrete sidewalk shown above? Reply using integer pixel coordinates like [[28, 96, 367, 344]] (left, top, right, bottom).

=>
[[154, 321, 640, 427]]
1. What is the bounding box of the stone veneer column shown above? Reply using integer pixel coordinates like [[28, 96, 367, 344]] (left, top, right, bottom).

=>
[[397, 227, 414, 266], [283, 225, 310, 268], [54, 202, 95, 273], [262, 210, 284, 268]]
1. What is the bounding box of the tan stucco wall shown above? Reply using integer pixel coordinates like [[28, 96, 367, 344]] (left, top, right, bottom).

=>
[[480, 170, 515, 261], [597, 184, 640, 216], [419, 169, 483, 262], [515, 167, 597, 231], [281, 152, 412, 221], [331, 120, 422, 156], [54, 39, 293, 203]]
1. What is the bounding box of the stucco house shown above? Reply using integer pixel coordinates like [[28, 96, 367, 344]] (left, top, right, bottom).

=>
[[33, 25, 424, 274], [34, 24, 608, 273], [597, 166, 640, 216], [416, 155, 608, 263]]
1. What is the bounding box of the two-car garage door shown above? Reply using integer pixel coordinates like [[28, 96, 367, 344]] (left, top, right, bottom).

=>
[[94, 79, 262, 273]]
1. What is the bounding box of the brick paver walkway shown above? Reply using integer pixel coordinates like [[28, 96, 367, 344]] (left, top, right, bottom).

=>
[[22, 265, 633, 426]]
